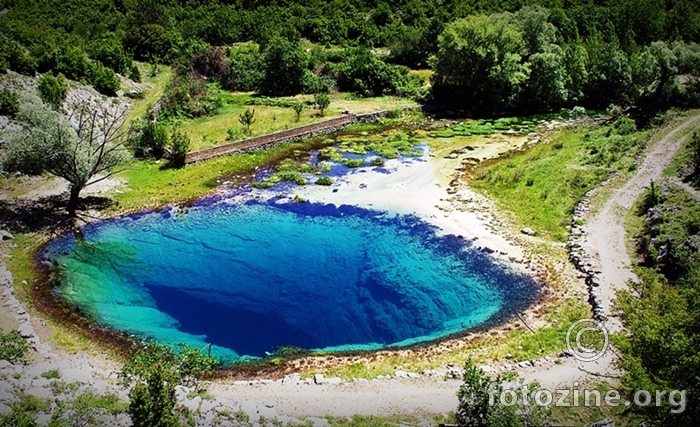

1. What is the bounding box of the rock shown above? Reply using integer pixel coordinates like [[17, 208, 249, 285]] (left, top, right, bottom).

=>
[[0, 231, 13, 240], [0, 360, 12, 370], [521, 227, 536, 236], [200, 399, 217, 413], [591, 418, 615, 427], [324, 377, 342, 385], [307, 417, 331, 427], [258, 404, 278, 419], [394, 370, 409, 378], [17, 323, 34, 338], [240, 401, 260, 423], [35, 412, 52, 427], [282, 373, 301, 385], [0, 403, 10, 415], [183, 395, 201, 412], [313, 374, 324, 385]]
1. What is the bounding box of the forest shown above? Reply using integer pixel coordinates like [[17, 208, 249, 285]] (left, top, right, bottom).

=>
[[1, 0, 699, 119]]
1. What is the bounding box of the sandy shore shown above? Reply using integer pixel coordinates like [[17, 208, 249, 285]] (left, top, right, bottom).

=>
[[261, 147, 527, 264]]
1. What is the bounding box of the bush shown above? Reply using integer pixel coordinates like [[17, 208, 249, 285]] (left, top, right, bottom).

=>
[[37, 73, 68, 109], [90, 62, 120, 96], [137, 122, 169, 159], [119, 343, 219, 427], [456, 359, 548, 427], [129, 64, 142, 83], [0, 330, 29, 365], [168, 129, 190, 168], [0, 89, 19, 117]]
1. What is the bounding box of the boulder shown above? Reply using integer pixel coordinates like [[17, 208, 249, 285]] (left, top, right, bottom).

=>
[[521, 227, 536, 236]]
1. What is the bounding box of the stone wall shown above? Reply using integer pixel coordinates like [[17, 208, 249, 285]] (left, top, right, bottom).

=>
[[183, 107, 424, 164], [185, 115, 356, 164]]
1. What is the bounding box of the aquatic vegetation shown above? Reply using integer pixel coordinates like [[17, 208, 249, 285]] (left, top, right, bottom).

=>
[[430, 118, 540, 138], [316, 176, 333, 185]]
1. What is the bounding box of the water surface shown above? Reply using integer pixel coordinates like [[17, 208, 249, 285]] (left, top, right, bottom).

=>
[[43, 199, 537, 363]]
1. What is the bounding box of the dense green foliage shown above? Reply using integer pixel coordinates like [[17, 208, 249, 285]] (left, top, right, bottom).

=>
[[431, 6, 700, 114], [168, 128, 190, 168], [37, 73, 67, 109], [0, 88, 19, 117], [2, 0, 697, 114], [618, 174, 700, 425]]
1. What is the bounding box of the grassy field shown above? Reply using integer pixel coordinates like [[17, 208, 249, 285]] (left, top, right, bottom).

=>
[[468, 122, 650, 242]]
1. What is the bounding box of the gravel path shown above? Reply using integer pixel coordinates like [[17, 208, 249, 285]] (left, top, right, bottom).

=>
[[579, 112, 700, 332]]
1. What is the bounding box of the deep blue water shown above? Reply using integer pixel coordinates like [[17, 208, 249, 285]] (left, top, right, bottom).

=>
[[42, 200, 538, 363]]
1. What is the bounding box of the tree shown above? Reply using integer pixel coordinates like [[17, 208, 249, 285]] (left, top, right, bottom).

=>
[[259, 37, 308, 96], [37, 73, 68, 109], [119, 343, 218, 427], [5, 94, 128, 217], [314, 93, 330, 117], [456, 359, 548, 427], [239, 108, 256, 135], [169, 128, 190, 168], [292, 102, 304, 121], [0, 89, 19, 117], [431, 15, 528, 111]]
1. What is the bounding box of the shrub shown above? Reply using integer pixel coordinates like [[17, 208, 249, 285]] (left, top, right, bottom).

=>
[[129, 64, 142, 83], [37, 73, 68, 109], [0, 330, 29, 364], [456, 359, 548, 427], [239, 108, 256, 135], [316, 176, 333, 185], [120, 343, 219, 427], [168, 129, 190, 168], [292, 102, 304, 122], [0, 89, 19, 117], [90, 62, 120, 96], [138, 122, 169, 159]]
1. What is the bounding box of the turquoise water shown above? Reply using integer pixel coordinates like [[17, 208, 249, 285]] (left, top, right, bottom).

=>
[[42, 199, 537, 363]]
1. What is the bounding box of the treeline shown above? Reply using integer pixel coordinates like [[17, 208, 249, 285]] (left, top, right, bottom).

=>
[[1, 0, 700, 113], [157, 40, 423, 120], [431, 7, 700, 117]]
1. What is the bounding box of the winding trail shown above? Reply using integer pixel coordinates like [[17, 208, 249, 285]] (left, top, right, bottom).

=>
[[579, 111, 700, 331]]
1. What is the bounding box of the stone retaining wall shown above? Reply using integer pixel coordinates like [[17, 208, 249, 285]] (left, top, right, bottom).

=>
[[183, 108, 422, 164], [185, 115, 356, 164]]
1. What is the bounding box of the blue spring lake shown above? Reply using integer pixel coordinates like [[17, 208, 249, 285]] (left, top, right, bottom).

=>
[[42, 198, 538, 363]]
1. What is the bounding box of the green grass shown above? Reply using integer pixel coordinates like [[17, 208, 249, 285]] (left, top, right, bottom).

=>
[[180, 89, 341, 151], [125, 63, 172, 126], [469, 125, 648, 242], [111, 139, 330, 212]]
